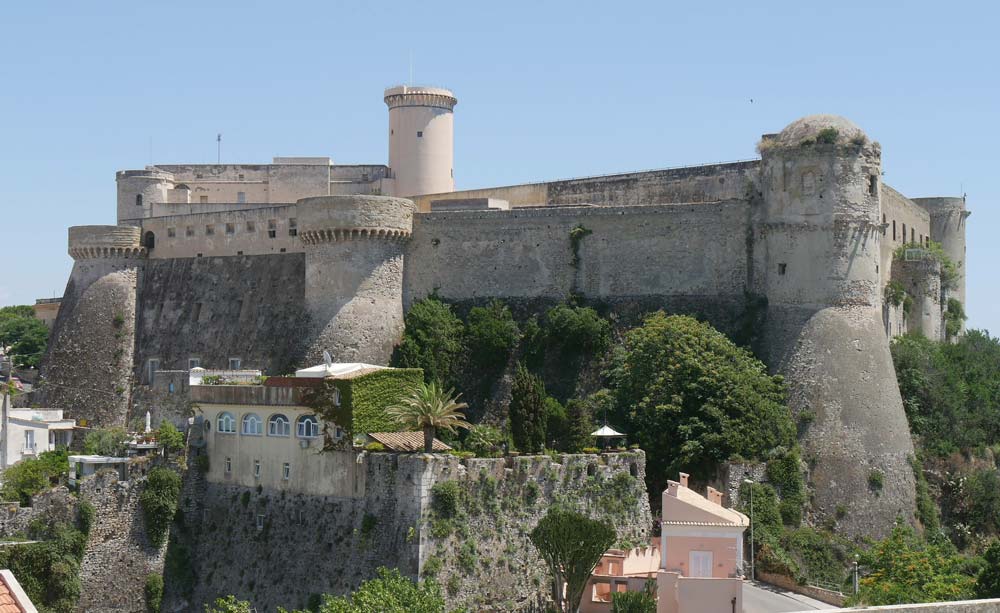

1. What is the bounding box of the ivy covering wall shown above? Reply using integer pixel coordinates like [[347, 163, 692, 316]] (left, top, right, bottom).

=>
[[304, 368, 424, 438]]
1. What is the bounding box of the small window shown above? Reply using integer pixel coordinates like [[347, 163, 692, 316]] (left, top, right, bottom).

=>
[[205, 224, 215, 236], [217, 412, 236, 434], [237, 251, 244, 256], [238, 174, 245, 181], [196, 253, 203, 258], [911, 228, 915, 243], [188, 358, 201, 369], [246, 221, 256, 232], [282, 463, 290, 480], [256, 513, 264, 530], [280, 248, 286, 253], [195, 173, 204, 179], [267, 219, 277, 239], [297, 415, 320, 438], [882, 214, 887, 236], [225, 223, 235, 235], [778, 263, 787, 275], [225, 457, 232, 473], [268, 414, 290, 437], [147, 359, 160, 384], [242, 414, 263, 436], [253, 460, 261, 479], [136, 194, 143, 207], [416, 131, 423, 137], [237, 192, 246, 204], [200, 195, 208, 204], [869, 175, 878, 195], [288, 218, 298, 237], [229, 357, 241, 370], [892, 220, 897, 241], [186, 225, 195, 237], [902, 223, 907, 243], [168, 382, 175, 394], [167, 227, 176, 238]]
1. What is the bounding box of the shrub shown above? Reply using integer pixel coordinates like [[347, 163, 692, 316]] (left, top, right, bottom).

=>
[[156, 421, 184, 454], [393, 296, 465, 388], [1, 449, 68, 505], [145, 573, 163, 613], [78, 501, 95, 535], [463, 424, 505, 457], [83, 427, 129, 456], [140, 467, 181, 547], [610, 585, 656, 612], [868, 470, 885, 492], [465, 300, 519, 372], [298, 567, 444, 613], [582, 447, 600, 454], [431, 481, 461, 519], [364, 442, 386, 452], [544, 304, 610, 355], [945, 298, 966, 339], [510, 364, 547, 453], [884, 281, 907, 308], [815, 127, 839, 145]]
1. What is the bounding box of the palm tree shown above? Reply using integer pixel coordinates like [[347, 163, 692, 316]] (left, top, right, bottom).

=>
[[387, 381, 471, 452]]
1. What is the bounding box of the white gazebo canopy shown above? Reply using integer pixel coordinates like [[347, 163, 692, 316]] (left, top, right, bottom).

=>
[[591, 425, 625, 438]]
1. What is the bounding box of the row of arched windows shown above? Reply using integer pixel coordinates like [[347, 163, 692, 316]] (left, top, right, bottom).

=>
[[216, 412, 320, 438]]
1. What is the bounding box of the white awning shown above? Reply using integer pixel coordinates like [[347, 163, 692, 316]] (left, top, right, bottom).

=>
[[591, 425, 625, 437]]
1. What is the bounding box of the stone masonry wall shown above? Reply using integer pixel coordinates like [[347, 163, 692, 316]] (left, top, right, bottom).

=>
[[176, 451, 651, 612]]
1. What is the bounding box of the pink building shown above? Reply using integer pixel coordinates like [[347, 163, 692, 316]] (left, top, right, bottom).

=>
[[583, 472, 748, 613]]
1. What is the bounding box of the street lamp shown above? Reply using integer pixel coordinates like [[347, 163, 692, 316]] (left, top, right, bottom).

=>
[[743, 478, 755, 582]]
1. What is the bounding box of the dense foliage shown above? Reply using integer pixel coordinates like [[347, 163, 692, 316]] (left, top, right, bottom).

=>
[[0, 513, 91, 612], [610, 584, 656, 613], [530, 508, 616, 613], [976, 541, 1000, 598], [465, 300, 519, 373], [849, 525, 978, 606], [393, 297, 465, 388], [205, 595, 254, 613], [156, 421, 185, 454], [509, 364, 547, 453], [892, 330, 1000, 455], [609, 313, 795, 488], [83, 427, 130, 456], [1, 448, 68, 505], [0, 305, 49, 368], [140, 467, 181, 547], [145, 573, 164, 613], [285, 567, 445, 613]]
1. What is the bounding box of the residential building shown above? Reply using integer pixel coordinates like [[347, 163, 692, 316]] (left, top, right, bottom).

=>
[[2, 409, 75, 469], [68, 455, 129, 487]]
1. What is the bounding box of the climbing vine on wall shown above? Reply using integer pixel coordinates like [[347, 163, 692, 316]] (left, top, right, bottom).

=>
[[569, 225, 592, 268], [303, 369, 424, 442]]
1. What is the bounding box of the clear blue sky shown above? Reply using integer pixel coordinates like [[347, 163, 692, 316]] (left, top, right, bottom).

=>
[[2, 1, 996, 332]]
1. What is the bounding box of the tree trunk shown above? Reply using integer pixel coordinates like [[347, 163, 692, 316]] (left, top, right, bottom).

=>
[[423, 426, 435, 453]]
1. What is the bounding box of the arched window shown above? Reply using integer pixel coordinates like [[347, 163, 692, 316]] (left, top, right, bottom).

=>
[[268, 414, 290, 437], [217, 412, 235, 434], [136, 194, 143, 207], [144, 231, 155, 249], [297, 415, 319, 438], [242, 413, 263, 436]]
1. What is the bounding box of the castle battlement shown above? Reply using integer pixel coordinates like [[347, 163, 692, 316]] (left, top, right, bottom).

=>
[[68, 225, 146, 260]]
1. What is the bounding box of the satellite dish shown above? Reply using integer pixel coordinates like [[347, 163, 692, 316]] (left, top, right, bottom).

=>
[[323, 350, 333, 368]]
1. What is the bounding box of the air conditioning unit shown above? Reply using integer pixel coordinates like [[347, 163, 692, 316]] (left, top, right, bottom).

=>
[[299, 439, 310, 449]]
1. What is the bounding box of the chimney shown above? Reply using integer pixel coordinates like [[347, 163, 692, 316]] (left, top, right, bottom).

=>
[[706, 487, 723, 506], [679, 472, 689, 488], [666, 480, 680, 498]]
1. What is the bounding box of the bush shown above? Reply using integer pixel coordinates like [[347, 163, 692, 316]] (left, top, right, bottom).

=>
[[393, 296, 465, 388], [295, 567, 445, 613], [463, 424, 505, 457], [868, 470, 885, 492], [77, 501, 95, 535], [364, 442, 386, 452], [509, 364, 547, 453], [156, 421, 184, 454], [544, 304, 611, 355], [815, 127, 839, 145], [145, 573, 163, 613], [611, 586, 656, 612], [431, 481, 461, 519], [0, 518, 87, 612], [465, 300, 519, 372], [140, 467, 181, 548], [945, 298, 966, 339], [1, 449, 68, 505], [0, 305, 49, 368], [83, 427, 129, 456]]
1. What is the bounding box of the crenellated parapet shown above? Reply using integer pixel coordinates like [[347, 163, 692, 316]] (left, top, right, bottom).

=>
[[300, 227, 411, 244], [68, 225, 147, 260], [383, 85, 457, 111]]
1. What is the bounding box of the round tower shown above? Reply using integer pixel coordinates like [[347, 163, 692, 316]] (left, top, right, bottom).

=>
[[299, 195, 414, 365], [912, 196, 968, 308], [384, 85, 457, 198], [39, 226, 146, 428], [116, 168, 173, 223], [756, 115, 917, 539]]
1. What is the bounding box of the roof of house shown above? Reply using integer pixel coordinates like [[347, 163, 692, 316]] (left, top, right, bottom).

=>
[[367, 432, 452, 452], [295, 362, 388, 380], [663, 484, 749, 527], [0, 569, 37, 613]]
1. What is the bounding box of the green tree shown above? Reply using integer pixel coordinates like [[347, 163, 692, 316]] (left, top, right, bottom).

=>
[[544, 304, 611, 355], [509, 364, 547, 453], [609, 313, 794, 491], [976, 541, 1000, 598], [83, 427, 130, 456], [1, 449, 69, 505], [140, 467, 181, 547], [393, 297, 465, 388], [288, 567, 445, 613], [465, 300, 519, 372], [850, 525, 977, 606], [205, 596, 253, 613], [156, 421, 185, 454], [0, 305, 49, 368], [529, 508, 616, 613], [387, 381, 471, 453]]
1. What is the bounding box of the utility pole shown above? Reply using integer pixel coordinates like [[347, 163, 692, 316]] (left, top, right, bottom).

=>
[[743, 478, 755, 581], [1, 353, 12, 470]]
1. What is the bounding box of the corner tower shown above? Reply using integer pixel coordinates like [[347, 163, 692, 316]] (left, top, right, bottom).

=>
[[384, 85, 457, 198], [299, 195, 414, 365], [38, 226, 146, 428], [912, 196, 969, 308], [756, 115, 917, 538]]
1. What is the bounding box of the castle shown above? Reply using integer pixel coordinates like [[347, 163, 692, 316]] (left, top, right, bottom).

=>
[[39, 84, 969, 539]]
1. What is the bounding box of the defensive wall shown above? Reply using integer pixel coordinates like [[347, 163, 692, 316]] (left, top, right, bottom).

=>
[[174, 450, 650, 613]]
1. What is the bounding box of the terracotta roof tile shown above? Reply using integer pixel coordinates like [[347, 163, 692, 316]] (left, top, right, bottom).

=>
[[367, 432, 452, 452]]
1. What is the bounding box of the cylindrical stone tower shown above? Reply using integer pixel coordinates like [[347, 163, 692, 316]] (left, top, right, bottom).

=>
[[912, 196, 969, 308], [384, 85, 457, 198], [299, 195, 414, 365], [756, 115, 917, 539], [38, 226, 146, 428], [116, 168, 173, 224]]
